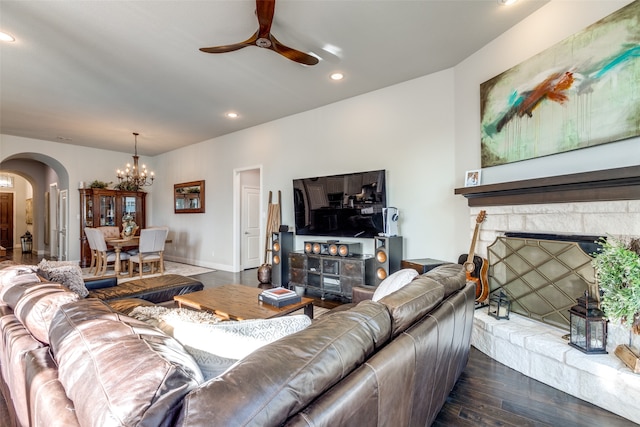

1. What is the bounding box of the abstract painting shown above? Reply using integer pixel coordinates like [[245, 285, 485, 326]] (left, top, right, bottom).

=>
[[480, 0, 640, 168]]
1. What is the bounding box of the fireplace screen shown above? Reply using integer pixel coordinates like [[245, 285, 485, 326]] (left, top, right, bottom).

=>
[[488, 236, 597, 330]]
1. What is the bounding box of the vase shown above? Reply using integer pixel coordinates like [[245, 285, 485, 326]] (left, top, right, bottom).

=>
[[121, 215, 137, 239], [257, 264, 271, 284]]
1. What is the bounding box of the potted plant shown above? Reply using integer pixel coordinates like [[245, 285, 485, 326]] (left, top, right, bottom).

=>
[[592, 236, 640, 371], [89, 180, 111, 189]]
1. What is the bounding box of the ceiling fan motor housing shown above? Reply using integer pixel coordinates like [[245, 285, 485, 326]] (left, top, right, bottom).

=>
[[256, 38, 272, 48]]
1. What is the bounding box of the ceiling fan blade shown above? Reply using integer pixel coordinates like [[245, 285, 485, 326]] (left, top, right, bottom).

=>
[[200, 0, 318, 66], [200, 32, 259, 54], [256, 0, 275, 38], [270, 34, 319, 66]]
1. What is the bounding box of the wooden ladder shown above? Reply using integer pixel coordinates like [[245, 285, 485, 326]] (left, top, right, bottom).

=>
[[263, 190, 281, 265]]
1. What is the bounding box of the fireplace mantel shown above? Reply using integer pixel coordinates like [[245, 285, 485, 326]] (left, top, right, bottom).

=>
[[455, 165, 640, 207]]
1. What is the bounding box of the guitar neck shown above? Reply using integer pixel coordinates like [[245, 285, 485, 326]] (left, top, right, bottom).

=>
[[466, 223, 481, 264]]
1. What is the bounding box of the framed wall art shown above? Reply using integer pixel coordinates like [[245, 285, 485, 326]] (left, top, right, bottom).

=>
[[465, 170, 481, 187], [480, 1, 640, 168], [25, 198, 33, 225], [174, 180, 205, 214]]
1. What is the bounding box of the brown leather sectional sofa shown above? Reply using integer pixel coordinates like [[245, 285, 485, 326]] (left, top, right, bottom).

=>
[[0, 263, 474, 426]]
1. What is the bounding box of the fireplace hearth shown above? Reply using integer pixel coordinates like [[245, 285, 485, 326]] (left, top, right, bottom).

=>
[[457, 171, 640, 424]]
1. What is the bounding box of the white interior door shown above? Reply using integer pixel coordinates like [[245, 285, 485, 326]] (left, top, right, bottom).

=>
[[58, 189, 68, 261], [49, 183, 58, 258], [241, 186, 260, 269]]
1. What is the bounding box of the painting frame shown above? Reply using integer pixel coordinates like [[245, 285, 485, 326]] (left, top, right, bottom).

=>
[[465, 170, 481, 187], [25, 198, 33, 225], [174, 180, 205, 214], [480, 1, 640, 168]]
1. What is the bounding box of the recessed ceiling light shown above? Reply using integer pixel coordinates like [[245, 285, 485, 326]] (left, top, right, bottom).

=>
[[0, 32, 15, 42], [226, 112, 239, 119], [330, 72, 344, 81], [498, 0, 518, 5]]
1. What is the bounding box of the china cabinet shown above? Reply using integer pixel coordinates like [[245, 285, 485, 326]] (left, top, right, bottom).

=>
[[79, 188, 146, 267]]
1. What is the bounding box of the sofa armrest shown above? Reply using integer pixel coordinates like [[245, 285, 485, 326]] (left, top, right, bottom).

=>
[[84, 276, 117, 290], [352, 285, 377, 303]]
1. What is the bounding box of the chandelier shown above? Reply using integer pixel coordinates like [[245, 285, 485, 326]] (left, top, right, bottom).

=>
[[116, 132, 154, 191]]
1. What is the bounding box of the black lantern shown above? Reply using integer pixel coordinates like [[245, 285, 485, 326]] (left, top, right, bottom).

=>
[[20, 231, 33, 254], [569, 292, 607, 354], [488, 290, 511, 320]]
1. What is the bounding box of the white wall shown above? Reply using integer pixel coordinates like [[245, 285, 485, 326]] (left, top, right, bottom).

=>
[[2, 0, 637, 270], [1, 135, 155, 261], [453, 0, 640, 250], [455, 0, 638, 184], [153, 69, 458, 270]]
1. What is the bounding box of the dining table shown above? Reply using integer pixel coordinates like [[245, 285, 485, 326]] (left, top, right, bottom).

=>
[[105, 236, 139, 276]]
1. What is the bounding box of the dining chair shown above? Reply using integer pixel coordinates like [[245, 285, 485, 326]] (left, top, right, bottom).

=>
[[84, 228, 98, 275], [128, 228, 169, 278], [89, 228, 130, 276], [97, 226, 120, 240]]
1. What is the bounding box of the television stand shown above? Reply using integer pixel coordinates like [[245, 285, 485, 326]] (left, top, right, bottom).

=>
[[289, 251, 375, 301]]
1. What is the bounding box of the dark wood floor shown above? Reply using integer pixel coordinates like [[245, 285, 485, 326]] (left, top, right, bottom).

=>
[[1, 250, 636, 426]]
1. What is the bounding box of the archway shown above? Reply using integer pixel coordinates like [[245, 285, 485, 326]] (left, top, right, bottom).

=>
[[0, 153, 70, 259]]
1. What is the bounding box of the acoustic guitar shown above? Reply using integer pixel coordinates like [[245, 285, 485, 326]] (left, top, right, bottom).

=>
[[458, 210, 489, 303]]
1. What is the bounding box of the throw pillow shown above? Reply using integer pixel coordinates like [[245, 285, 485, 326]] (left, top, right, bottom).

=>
[[372, 268, 419, 302], [130, 306, 312, 380], [37, 259, 88, 298]]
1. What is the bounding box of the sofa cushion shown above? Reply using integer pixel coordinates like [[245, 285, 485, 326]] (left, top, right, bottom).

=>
[[12, 282, 79, 344], [423, 263, 466, 297], [25, 347, 80, 427], [379, 276, 446, 337], [48, 298, 203, 427], [107, 297, 156, 315], [87, 274, 203, 303], [131, 306, 312, 380], [177, 300, 391, 426], [372, 268, 419, 301], [0, 272, 41, 302], [0, 265, 38, 291], [0, 313, 45, 427], [84, 276, 118, 290], [37, 259, 88, 298]]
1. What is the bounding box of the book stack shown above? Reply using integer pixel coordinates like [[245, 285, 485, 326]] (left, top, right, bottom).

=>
[[258, 287, 302, 308]]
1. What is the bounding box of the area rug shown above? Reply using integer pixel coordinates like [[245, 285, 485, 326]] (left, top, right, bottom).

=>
[[83, 261, 214, 282]]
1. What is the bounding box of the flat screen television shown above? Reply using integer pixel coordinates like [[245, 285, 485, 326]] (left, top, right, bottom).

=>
[[293, 169, 386, 238]]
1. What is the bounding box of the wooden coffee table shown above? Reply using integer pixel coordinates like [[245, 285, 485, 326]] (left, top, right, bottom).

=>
[[173, 284, 314, 320]]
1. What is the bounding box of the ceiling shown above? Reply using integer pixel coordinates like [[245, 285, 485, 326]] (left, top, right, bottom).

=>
[[0, 0, 548, 156]]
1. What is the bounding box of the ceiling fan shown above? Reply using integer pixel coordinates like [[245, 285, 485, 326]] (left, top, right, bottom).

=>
[[200, 0, 319, 66]]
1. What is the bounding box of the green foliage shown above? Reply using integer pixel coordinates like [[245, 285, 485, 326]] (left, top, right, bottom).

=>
[[114, 181, 140, 191], [89, 180, 111, 189], [593, 237, 640, 334]]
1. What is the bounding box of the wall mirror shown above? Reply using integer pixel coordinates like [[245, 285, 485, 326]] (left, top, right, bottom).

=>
[[174, 180, 205, 213]]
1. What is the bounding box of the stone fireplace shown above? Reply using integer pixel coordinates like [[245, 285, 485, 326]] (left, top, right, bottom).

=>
[[488, 232, 601, 330], [456, 166, 640, 424]]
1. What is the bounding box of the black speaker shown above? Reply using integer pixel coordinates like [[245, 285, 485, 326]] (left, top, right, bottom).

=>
[[373, 236, 403, 286], [272, 231, 294, 287], [305, 241, 329, 255], [328, 242, 361, 257]]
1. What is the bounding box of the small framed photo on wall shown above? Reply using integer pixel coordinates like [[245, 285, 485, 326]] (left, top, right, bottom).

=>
[[465, 170, 481, 187]]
